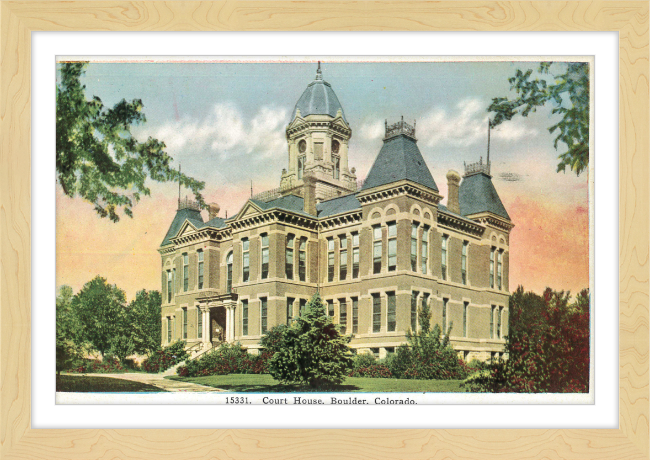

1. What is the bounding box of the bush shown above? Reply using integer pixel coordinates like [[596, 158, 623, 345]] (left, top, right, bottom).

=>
[[268, 293, 353, 387], [464, 287, 590, 393], [177, 343, 271, 377], [68, 357, 124, 374], [352, 352, 377, 370], [142, 340, 188, 373], [349, 364, 393, 378]]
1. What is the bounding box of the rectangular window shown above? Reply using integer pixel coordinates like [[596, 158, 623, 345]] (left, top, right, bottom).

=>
[[183, 253, 189, 291], [299, 237, 307, 281], [497, 250, 503, 290], [242, 299, 248, 336], [411, 222, 418, 271], [333, 156, 340, 179], [167, 270, 173, 302], [182, 308, 187, 339], [327, 237, 335, 282], [421, 226, 429, 274], [387, 291, 396, 332], [461, 241, 468, 285], [490, 248, 495, 289], [441, 235, 448, 280], [166, 317, 172, 343], [287, 297, 295, 325], [442, 298, 448, 333], [172, 268, 176, 295], [352, 297, 359, 333], [339, 299, 347, 334], [260, 297, 268, 333], [197, 249, 204, 289], [497, 306, 503, 339], [314, 142, 323, 160], [242, 238, 250, 282], [261, 233, 269, 279], [371, 347, 380, 358], [372, 294, 381, 333], [339, 236, 347, 281], [197, 307, 202, 339], [226, 253, 233, 294], [421, 293, 430, 323], [298, 156, 305, 180], [490, 305, 495, 339], [411, 291, 419, 331], [328, 299, 335, 318], [285, 234, 294, 279], [352, 232, 360, 279], [373, 226, 382, 274], [299, 298, 307, 316], [387, 222, 397, 271], [463, 301, 469, 337]]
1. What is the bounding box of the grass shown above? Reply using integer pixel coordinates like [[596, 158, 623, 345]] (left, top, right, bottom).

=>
[[56, 374, 166, 393], [167, 374, 465, 393]]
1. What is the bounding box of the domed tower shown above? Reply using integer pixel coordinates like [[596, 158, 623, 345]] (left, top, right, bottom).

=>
[[281, 62, 357, 200]]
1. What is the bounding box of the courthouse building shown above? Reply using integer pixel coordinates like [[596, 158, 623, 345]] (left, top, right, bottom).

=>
[[159, 64, 514, 361]]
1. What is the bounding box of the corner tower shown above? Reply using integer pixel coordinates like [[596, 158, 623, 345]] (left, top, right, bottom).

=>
[[281, 63, 357, 200]]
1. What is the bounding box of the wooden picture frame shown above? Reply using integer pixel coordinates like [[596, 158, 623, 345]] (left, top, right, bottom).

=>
[[1, 2, 647, 459]]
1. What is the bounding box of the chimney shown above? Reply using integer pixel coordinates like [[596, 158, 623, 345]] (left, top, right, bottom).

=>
[[303, 172, 317, 216], [446, 170, 461, 214], [208, 202, 221, 221]]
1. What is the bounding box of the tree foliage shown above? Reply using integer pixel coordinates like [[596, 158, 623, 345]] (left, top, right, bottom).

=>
[[488, 62, 590, 175], [56, 285, 87, 374], [56, 62, 206, 222], [71, 276, 128, 358], [268, 293, 353, 387], [465, 286, 590, 393], [389, 300, 468, 380], [126, 289, 162, 355]]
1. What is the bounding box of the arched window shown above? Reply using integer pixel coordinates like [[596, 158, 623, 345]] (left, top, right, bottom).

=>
[[226, 251, 233, 293]]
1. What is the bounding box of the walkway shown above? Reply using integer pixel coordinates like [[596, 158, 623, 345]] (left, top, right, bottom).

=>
[[87, 372, 224, 392]]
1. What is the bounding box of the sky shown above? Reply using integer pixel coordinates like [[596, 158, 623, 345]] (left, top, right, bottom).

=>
[[56, 59, 590, 300]]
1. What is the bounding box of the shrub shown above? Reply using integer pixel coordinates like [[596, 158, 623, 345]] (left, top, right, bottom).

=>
[[178, 343, 271, 377], [464, 287, 590, 393], [352, 352, 377, 370], [142, 340, 188, 373], [68, 357, 124, 374], [268, 293, 353, 387], [349, 364, 392, 379]]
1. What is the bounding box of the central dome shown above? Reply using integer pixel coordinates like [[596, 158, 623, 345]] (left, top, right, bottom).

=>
[[291, 63, 347, 122]]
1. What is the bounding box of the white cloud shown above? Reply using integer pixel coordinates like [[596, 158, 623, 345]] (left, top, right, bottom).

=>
[[359, 120, 384, 140], [417, 98, 537, 148], [144, 102, 289, 161]]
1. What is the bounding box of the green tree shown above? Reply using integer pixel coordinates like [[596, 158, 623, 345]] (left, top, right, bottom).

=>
[[56, 285, 87, 375], [108, 335, 135, 364], [268, 293, 353, 388], [126, 289, 162, 356], [465, 286, 590, 393], [56, 62, 206, 222], [72, 276, 127, 359], [488, 61, 590, 175]]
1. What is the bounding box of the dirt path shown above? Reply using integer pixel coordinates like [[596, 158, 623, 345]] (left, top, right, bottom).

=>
[[84, 372, 225, 392]]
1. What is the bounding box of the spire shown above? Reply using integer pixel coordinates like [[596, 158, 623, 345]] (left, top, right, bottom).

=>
[[315, 61, 323, 80]]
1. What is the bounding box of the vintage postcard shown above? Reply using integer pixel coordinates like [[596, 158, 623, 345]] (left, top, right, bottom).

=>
[[55, 57, 592, 404]]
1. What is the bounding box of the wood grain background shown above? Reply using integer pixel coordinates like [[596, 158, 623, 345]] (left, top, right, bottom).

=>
[[1, 2, 647, 459]]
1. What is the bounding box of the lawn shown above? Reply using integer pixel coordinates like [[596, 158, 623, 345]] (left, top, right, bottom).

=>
[[167, 374, 465, 393], [56, 375, 166, 392]]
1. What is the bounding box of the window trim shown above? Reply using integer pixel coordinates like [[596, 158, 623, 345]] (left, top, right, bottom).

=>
[[241, 299, 249, 336], [352, 232, 360, 279], [242, 238, 250, 283], [197, 306, 202, 339], [387, 291, 396, 332], [387, 221, 397, 272], [197, 249, 204, 290], [461, 241, 468, 285], [339, 235, 348, 281], [182, 253, 189, 292], [226, 251, 233, 293], [411, 222, 419, 272], [372, 225, 382, 274], [441, 235, 448, 280], [285, 234, 295, 280], [260, 297, 268, 334], [260, 233, 269, 280], [181, 307, 187, 339], [372, 293, 382, 333]]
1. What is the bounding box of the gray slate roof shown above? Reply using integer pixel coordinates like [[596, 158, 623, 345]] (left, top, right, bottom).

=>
[[160, 208, 203, 246], [250, 195, 309, 216], [317, 193, 361, 218], [438, 203, 484, 226], [360, 134, 438, 192], [292, 78, 347, 122], [459, 172, 510, 220]]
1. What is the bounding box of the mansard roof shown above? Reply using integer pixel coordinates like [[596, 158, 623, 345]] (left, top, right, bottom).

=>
[[459, 172, 510, 220], [161, 207, 203, 246], [250, 194, 310, 217], [317, 193, 361, 218], [360, 134, 438, 192]]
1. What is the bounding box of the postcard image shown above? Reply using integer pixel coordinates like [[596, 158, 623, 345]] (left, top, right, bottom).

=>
[[55, 57, 592, 404]]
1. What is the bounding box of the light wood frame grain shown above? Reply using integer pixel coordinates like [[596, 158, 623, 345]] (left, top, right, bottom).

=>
[[1, 2, 647, 459]]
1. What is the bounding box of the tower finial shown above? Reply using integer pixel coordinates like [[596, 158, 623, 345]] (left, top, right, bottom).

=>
[[315, 61, 323, 80]]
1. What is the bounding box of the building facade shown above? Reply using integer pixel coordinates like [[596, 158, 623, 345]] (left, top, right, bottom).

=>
[[159, 65, 514, 361]]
